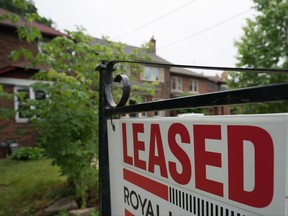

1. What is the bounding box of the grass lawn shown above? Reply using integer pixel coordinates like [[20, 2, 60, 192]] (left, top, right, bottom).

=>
[[0, 159, 67, 216]]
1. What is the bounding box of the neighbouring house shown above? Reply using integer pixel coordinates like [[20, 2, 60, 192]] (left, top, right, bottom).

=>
[[0, 8, 229, 158], [109, 37, 229, 117]]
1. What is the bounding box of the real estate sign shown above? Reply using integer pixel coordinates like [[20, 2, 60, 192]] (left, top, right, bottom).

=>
[[107, 114, 288, 216]]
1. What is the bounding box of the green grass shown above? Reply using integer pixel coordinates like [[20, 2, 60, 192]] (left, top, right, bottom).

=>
[[0, 159, 67, 216]]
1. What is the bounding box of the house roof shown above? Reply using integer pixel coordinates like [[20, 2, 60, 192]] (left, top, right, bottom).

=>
[[0, 8, 65, 37], [124, 44, 171, 64], [94, 38, 218, 80], [93, 38, 171, 64]]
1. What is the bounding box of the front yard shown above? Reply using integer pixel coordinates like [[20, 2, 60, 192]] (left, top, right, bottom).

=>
[[0, 159, 68, 215]]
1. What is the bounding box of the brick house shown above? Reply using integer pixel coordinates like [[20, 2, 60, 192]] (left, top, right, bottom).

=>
[[0, 8, 64, 158], [0, 8, 229, 158]]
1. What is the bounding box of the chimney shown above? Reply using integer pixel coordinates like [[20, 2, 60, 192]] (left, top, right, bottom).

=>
[[149, 36, 156, 53]]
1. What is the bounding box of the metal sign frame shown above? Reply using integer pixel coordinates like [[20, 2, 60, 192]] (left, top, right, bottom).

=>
[[97, 60, 288, 216]]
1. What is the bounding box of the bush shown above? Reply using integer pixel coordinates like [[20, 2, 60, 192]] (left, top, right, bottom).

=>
[[11, 147, 46, 161]]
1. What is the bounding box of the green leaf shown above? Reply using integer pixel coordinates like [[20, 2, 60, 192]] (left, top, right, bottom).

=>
[[17, 25, 42, 43], [25, 12, 40, 22], [10, 50, 20, 61]]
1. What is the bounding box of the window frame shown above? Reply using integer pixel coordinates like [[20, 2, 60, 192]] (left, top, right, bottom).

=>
[[189, 79, 199, 93], [14, 86, 34, 123], [171, 76, 183, 92], [141, 66, 164, 82]]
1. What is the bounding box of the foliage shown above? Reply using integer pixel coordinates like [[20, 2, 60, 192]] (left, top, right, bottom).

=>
[[17, 25, 43, 43], [10, 146, 46, 161], [0, 85, 14, 120], [0, 159, 67, 215], [0, 0, 48, 44], [0, 0, 53, 26], [229, 0, 288, 113]]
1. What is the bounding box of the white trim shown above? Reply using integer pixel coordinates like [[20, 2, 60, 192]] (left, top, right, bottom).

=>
[[141, 66, 164, 82], [0, 77, 51, 86], [189, 79, 199, 93], [171, 76, 183, 92], [14, 86, 30, 123]]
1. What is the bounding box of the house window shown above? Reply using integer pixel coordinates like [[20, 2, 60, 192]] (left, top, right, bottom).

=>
[[189, 79, 199, 93], [141, 66, 164, 82], [15, 87, 31, 120], [171, 76, 182, 92], [14, 86, 46, 123]]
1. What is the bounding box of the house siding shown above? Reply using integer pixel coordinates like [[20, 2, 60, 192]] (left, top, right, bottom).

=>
[[0, 27, 38, 67]]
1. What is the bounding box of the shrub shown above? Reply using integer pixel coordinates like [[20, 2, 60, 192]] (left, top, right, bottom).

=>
[[11, 147, 46, 161]]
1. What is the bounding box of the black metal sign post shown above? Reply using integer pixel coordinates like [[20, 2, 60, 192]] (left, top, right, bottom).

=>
[[97, 61, 111, 216], [97, 61, 131, 216], [97, 60, 288, 216]]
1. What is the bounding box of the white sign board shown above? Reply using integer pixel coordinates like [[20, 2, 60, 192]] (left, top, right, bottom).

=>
[[107, 114, 288, 216]]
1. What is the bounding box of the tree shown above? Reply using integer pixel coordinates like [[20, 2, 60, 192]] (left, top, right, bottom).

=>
[[27, 31, 148, 207], [229, 0, 288, 113]]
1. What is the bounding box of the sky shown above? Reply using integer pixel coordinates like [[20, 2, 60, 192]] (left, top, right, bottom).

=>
[[33, 0, 256, 75]]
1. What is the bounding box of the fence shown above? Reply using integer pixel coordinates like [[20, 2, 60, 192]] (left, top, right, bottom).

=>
[[97, 60, 288, 216]]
